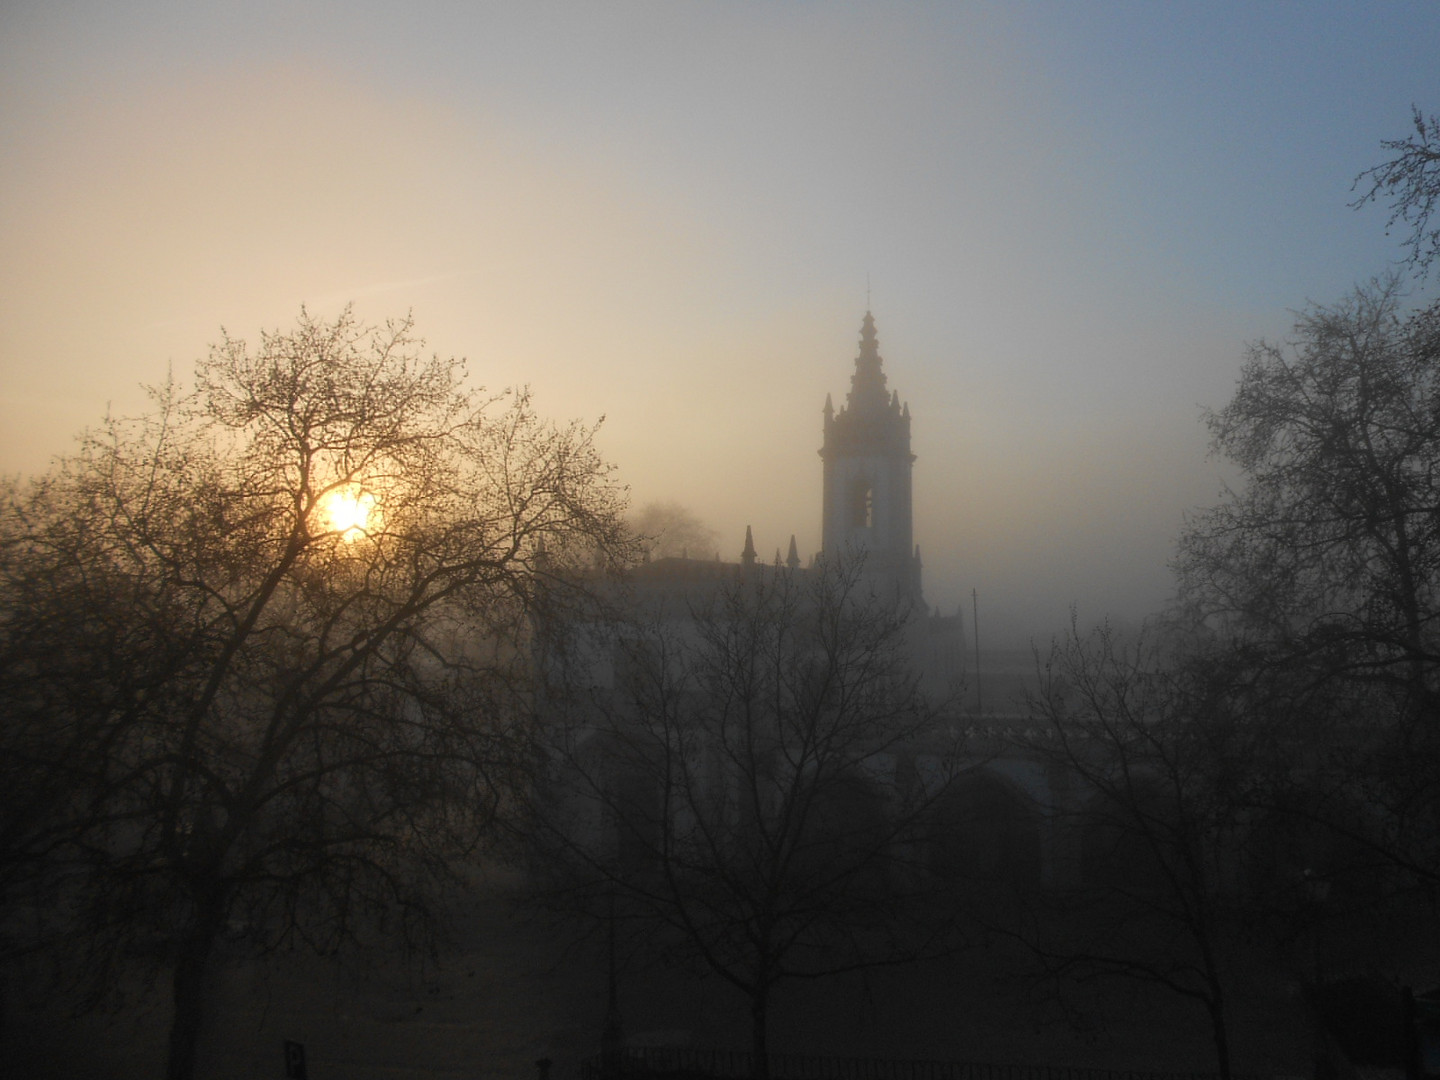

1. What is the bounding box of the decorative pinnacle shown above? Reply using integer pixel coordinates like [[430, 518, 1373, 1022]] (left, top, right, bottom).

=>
[[741, 525, 757, 567]]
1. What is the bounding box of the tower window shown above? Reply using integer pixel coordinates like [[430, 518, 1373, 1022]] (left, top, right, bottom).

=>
[[850, 480, 874, 529]]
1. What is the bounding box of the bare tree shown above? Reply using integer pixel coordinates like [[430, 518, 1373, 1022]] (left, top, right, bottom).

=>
[[533, 556, 958, 1077], [1354, 106, 1440, 279], [1025, 619, 1251, 1080], [0, 308, 631, 1080], [1174, 279, 1440, 890]]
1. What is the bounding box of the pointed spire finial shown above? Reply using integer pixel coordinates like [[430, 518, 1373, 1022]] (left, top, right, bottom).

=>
[[786, 534, 800, 570], [741, 525, 757, 568], [848, 311, 888, 413]]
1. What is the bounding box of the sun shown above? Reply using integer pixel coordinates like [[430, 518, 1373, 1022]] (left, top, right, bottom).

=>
[[318, 485, 380, 542]]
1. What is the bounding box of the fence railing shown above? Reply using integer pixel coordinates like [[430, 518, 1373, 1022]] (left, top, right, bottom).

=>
[[578, 1046, 1257, 1080]]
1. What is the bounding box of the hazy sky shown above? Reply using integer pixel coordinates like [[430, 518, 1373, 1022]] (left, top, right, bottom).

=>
[[2, 2, 1437, 643]]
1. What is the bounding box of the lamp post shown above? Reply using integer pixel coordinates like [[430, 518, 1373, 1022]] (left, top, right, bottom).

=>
[[601, 885, 625, 1079], [1303, 867, 1331, 984]]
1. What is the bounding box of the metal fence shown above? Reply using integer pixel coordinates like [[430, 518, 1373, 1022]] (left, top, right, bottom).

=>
[[578, 1046, 1257, 1080]]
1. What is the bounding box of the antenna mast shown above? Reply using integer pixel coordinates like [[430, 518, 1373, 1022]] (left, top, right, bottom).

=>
[[972, 588, 983, 714]]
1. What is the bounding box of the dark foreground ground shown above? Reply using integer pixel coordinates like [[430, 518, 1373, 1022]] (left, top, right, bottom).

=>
[[0, 887, 1348, 1080]]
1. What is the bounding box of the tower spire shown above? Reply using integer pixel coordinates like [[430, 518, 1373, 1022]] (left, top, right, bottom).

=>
[[847, 311, 889, 414]]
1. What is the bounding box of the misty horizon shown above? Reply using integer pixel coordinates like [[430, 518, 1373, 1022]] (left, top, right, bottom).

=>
[[3, 3, 1437, 643]]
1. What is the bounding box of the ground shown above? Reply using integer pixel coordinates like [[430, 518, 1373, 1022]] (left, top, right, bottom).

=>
[[3, 884, 1326, 1080]]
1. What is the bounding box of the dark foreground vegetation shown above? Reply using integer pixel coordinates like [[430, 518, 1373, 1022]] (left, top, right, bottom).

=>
[[0, 309, 635, 1079]]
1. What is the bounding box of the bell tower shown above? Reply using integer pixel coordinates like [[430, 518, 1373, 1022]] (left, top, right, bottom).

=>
[[820, 312, 921, 599]]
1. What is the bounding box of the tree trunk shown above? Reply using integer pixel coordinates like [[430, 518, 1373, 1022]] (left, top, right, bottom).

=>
[[166, 889, 224, 1080], [1206, 989, 1232, 1080], [750, 982, 770, 1080]]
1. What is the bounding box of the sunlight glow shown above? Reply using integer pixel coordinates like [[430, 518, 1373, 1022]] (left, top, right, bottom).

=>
[[318, 485, 380, 542]]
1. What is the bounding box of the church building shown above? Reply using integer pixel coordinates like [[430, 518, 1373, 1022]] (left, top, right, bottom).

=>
[[630, 311, 964, 697], [820, 309, 922, 602]]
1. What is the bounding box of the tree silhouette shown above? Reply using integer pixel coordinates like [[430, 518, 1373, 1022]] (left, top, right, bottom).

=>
[[1175, 280, 1440, 892], [0, 307, 631, 1080], [532, 557, 958, 1077], [1025, 620, 1251, 1080], [1354, 106, 1440, 278]]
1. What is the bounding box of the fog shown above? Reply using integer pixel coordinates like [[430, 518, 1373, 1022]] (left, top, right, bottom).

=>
[[2, 1, 1436, 644]]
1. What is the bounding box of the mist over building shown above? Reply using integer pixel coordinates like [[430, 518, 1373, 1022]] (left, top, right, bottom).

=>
[[627, 310, 987, 703]]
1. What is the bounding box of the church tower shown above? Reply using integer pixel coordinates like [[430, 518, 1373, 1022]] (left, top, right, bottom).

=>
[[820, 312, 921, 600]]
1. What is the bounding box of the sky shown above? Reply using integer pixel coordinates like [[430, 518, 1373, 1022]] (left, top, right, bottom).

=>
[[2, 2, 1437, 645]]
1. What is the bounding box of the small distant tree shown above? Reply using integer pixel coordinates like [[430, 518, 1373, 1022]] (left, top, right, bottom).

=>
[[1354, 106, 1440, 278], [628, 499, 720, 561], [533, 557, 958, 1077], [0, 308, 631, 1080]]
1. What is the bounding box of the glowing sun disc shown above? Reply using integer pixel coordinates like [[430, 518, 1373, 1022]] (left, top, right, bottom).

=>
[[319, 486, 379, 541]]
